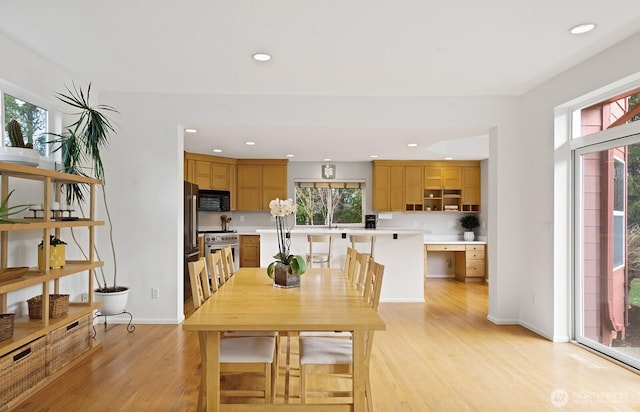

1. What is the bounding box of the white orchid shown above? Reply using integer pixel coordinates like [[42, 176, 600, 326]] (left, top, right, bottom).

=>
[[269, 198, 297, 217], [267, 198, 306, 277]]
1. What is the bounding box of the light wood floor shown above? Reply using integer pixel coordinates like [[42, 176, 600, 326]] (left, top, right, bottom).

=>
[[14, 279, 640, 411]]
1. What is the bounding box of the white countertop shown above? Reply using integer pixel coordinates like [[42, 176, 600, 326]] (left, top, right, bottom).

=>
[[256, 227, 429, 236]]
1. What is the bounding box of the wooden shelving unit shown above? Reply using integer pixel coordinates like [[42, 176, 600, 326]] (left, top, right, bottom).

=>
[[0, 161, 104, 409]]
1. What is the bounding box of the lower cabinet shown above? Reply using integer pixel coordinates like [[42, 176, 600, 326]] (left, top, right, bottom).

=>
[[425, 243, 486, 282], [240, 235, 260, 268], [454, 244, 486, 282]]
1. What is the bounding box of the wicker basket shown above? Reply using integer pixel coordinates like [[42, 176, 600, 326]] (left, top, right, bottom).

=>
[[47, 315, 92, 374], [0, 314, 15, 342], [27, 294, 69, 319], [0, 337, 47, 408]]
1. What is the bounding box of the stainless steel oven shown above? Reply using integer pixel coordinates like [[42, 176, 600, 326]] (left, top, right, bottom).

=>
[[200, 230, 240, 272]]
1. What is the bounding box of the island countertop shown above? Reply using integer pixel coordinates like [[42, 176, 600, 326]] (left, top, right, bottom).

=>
[[256, 227, 430, 236]]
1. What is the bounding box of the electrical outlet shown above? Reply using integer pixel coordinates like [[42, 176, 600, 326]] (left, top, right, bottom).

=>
[[151, 288, 159, 299], [80, 292, 88, 302], [240, 215, 245, 222]]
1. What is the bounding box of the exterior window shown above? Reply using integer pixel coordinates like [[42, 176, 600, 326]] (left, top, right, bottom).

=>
[[295, 181, 364, 226], [613, 157, 625, 269], [573, 88, 640, 139], [3, 93, 48, 156]]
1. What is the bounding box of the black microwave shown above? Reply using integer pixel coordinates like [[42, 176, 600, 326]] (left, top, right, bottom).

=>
[[198, 190, 231, 212]]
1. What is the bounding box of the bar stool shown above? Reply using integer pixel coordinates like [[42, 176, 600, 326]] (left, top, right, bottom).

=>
[[306, 235, 333, 268], [349, 234, 376, 258]]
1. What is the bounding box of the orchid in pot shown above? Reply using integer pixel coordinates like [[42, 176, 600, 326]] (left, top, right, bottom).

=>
[[266, 198, 306, 288]]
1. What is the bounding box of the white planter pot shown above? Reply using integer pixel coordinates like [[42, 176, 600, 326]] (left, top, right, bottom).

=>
[[94, 286, 130, 315], [0, 147, 40, 167], [463, 231, 475, 241]]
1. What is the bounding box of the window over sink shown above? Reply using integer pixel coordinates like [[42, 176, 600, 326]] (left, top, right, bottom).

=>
[[294, 180, 364, 226]]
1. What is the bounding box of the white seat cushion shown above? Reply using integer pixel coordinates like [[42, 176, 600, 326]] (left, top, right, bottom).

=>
[[300, 337, 353, 365], [220, 336, 275, 363]]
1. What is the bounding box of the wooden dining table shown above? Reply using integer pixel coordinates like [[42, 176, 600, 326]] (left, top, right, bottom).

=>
[[182, 267, 386, 412]]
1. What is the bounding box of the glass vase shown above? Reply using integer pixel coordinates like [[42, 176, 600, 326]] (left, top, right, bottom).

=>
[[273, 262, 300, 288]]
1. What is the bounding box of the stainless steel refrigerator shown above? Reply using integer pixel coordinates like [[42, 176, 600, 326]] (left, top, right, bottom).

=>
[[184, 181, 199, 301]]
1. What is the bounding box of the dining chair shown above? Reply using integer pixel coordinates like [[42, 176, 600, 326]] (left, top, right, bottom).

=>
[[306, 234, 333, 268], [343, 247, 358, 284], [187, 258, 277, 406], [206, 251, 223, 290], [352, 252, 371, 295], [221, 246, 235, 281], [349, 234, 376, 258], [299, 260, 385, 410]]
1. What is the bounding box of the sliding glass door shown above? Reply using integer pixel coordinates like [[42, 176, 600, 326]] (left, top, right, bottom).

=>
[[575, 137, 640, 369]]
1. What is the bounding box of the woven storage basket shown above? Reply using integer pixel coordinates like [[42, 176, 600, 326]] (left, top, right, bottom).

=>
[[47, 315, 92, 374], [0, 337, 46, 408], [0, 314, 15, 342], [27, 294, 69, 319]]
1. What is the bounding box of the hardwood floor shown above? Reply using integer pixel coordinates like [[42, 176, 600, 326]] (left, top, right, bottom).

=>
[[14, 279, 640, 411]]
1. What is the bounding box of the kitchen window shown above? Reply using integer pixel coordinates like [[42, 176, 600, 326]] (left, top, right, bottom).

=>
[[2, 92, 49, 156], [294, 181, 364, 226]]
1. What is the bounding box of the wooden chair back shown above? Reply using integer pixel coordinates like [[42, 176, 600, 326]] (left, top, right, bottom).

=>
[[363, 260, 385, 311], [307, 234, 333, 268], [353, 252, 370, 294], [343, 247, 358, 283], [187, 257, 211, 310], [349, 234, 376, 258], [221, 246, 235, 280], [206, 251, 222, 291]]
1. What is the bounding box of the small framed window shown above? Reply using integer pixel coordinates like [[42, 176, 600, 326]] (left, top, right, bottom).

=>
[[295, 181, 365, 226], [2, 92, 49, 156]]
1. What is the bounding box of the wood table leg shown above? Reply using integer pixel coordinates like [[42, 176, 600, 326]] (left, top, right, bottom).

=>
[[205, 331, 221, 412], [352, 330, 366, 412]]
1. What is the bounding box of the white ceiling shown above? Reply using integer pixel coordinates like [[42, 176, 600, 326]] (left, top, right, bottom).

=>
[[2, 1, 640, 161]]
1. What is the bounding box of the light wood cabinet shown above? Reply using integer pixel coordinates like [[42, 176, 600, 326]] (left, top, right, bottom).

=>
[[404, 166, 423, 211], [236, 160, 288, 211], [0, 162, 103, 409], [461, 166, 481, 212], [239, 235, 260, 267], [372, 164, 404, 212], [372, 160, 481, 213], [425, 243, 486, 282], [454, 244, 486, 282], [184, 153, 235, 191]]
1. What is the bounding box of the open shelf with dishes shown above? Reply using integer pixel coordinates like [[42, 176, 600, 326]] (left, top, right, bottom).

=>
[[0, 161, 104, 409]]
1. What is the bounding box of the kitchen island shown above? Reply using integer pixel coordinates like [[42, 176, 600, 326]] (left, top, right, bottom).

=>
[[257, 227, 427, 302]]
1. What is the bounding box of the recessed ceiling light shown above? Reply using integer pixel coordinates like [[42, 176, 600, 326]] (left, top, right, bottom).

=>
[[569, 23, 596, 35], [252, 53, 272, 62], [323, 158, 332, 162], [444, 156, 454, 160], [213, 149, 222, 153], [286, 154, 295, 158], [184, 128, 197, 133], [370, 154, 379, 158], [407, 143, 418, 147], [245, 141, 256, 146]]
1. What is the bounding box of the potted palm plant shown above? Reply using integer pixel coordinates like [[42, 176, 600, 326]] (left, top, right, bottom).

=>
[[460, 214, 480, 241], [48, 83, 126, 314]]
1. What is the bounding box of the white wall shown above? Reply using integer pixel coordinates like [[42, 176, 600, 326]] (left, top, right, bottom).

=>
[[516, 32, 640, 341]]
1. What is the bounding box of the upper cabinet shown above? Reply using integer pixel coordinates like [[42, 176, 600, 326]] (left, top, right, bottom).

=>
[[372, 160, 481, 212], [236, 159, 288, 211], [372, 165, 405, 212], [184, 153, 235, 191]]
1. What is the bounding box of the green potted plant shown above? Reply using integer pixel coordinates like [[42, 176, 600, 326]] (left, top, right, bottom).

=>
[[460, 214, 480, 241], [38, 235, 67, 270], [47, 83, 126, 314], [266, 198, 306, 288], [0, 189, 32, 224], [0, 119, 40, 166]]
